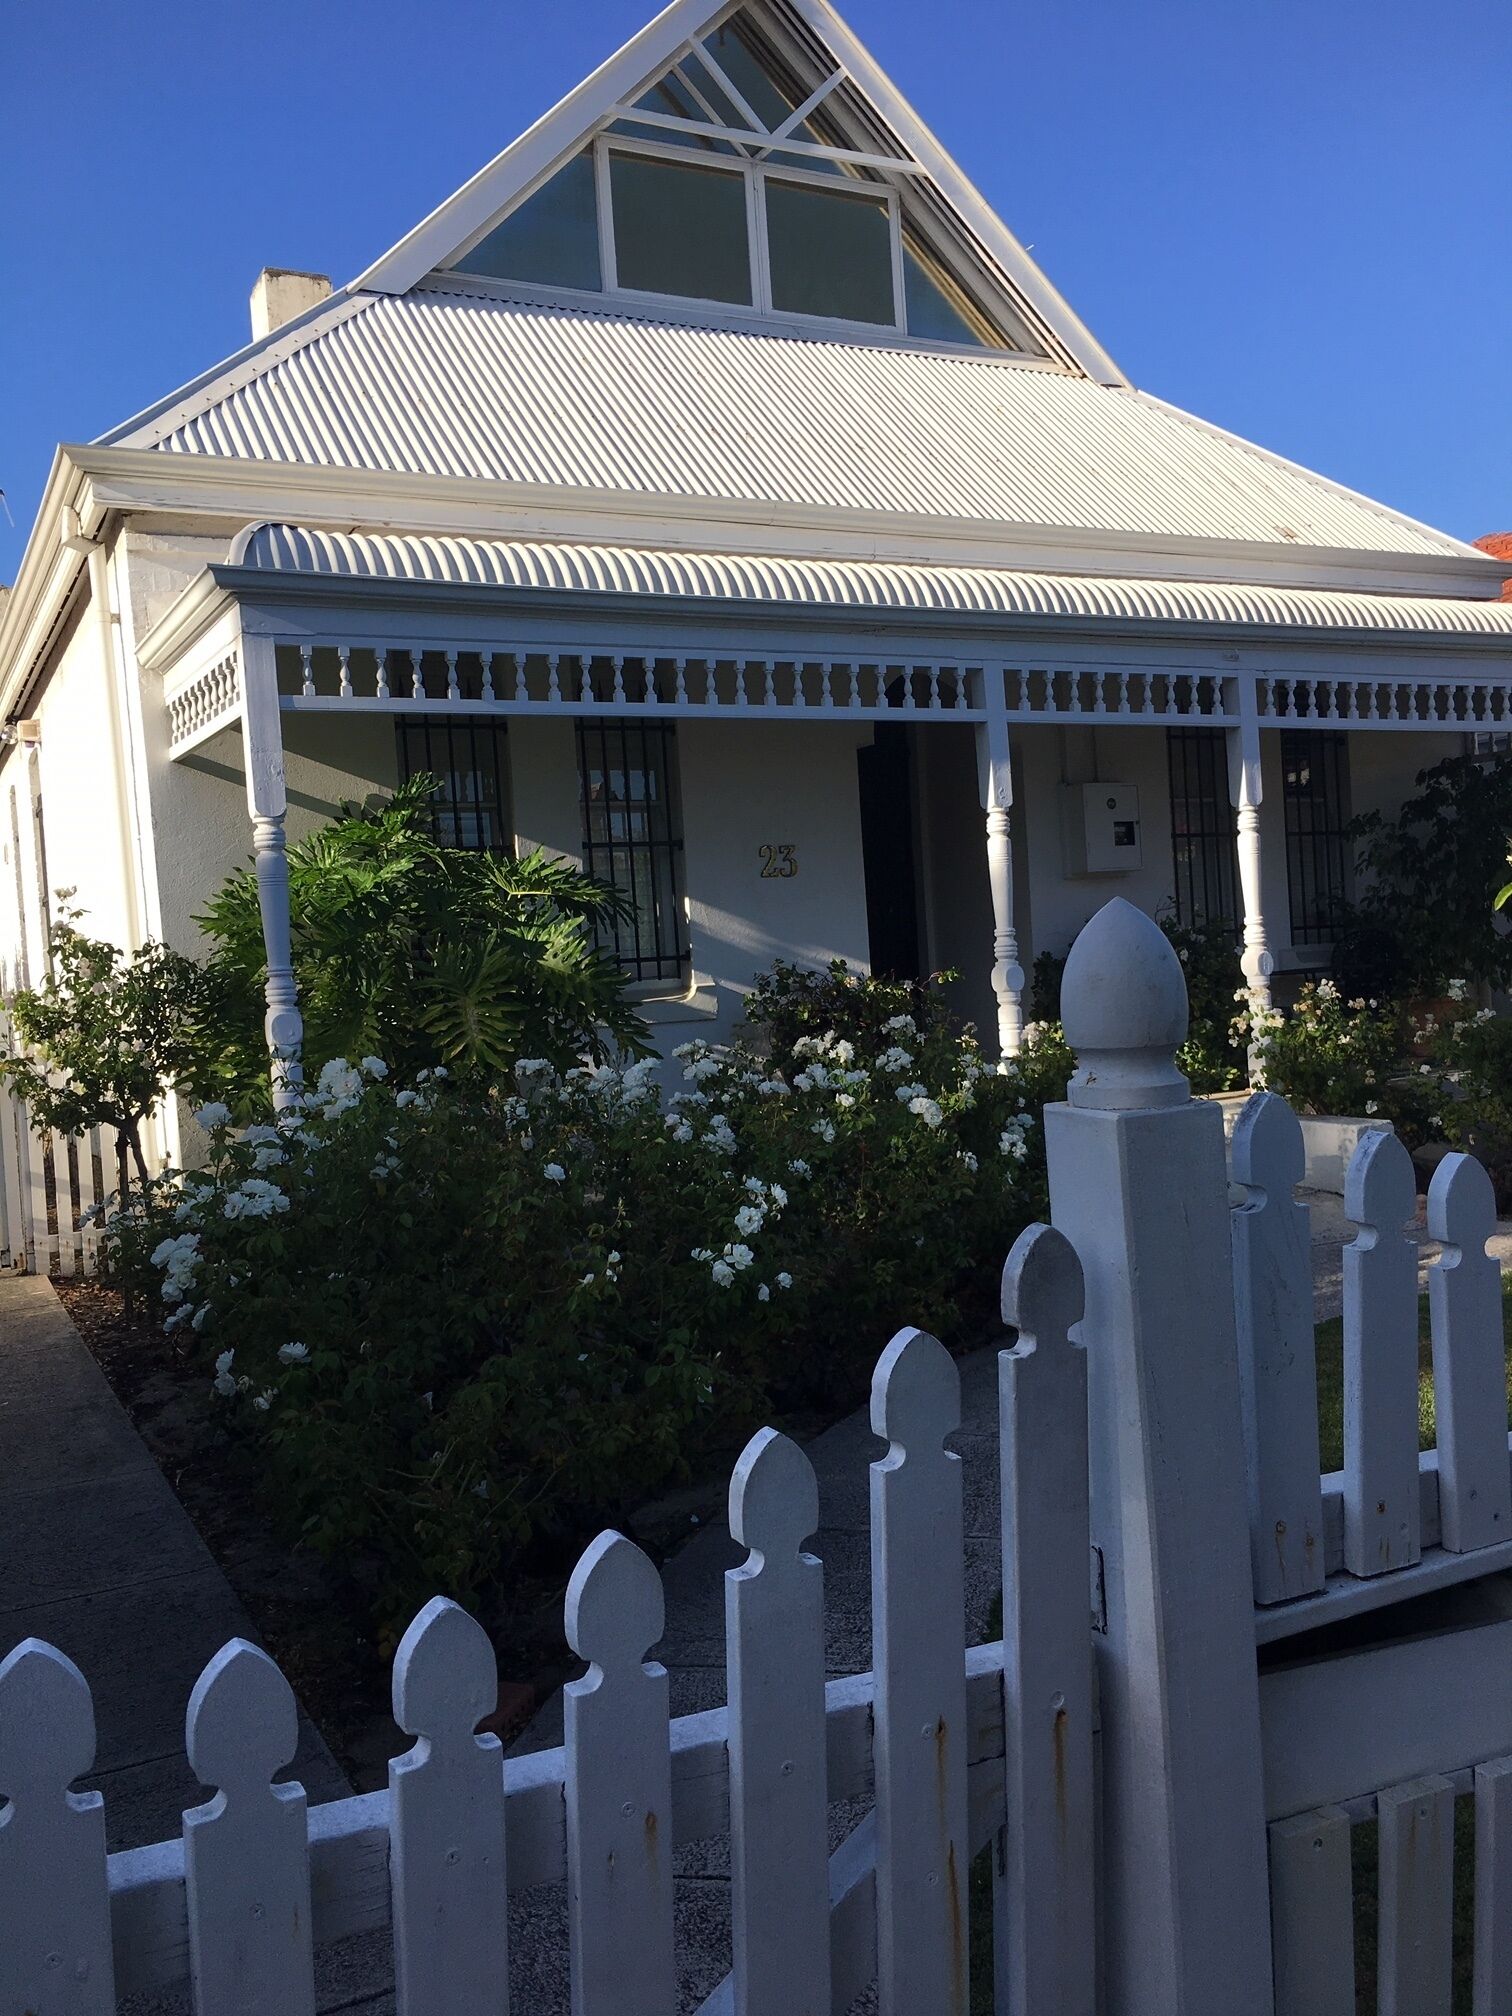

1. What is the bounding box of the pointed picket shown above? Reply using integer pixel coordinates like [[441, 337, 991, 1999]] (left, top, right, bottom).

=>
[[1230, 1094, 1325, 1601], [871, 1328, 970, 2016], [997, 1226, 1095, 2016], [183, 1639, 314, 2016], [390, 1597, 508, 2016], [1426, 1154, 1511, 1554], [725, 1428, 829, 2016], [564, 1531, 674, 2016], [1342, 1131, 1422, 1576], [0, 1639, 116, 2015]]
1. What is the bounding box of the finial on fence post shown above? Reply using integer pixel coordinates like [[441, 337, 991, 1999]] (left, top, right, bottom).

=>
[[1061, 897, 1189, 1110]]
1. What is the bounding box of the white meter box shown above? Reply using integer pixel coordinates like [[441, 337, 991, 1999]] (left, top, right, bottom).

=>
[[1060, 783, 1142, 876]]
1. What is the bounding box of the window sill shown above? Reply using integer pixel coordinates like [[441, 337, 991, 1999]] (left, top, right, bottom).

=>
[[633, 981, 721, 1027]]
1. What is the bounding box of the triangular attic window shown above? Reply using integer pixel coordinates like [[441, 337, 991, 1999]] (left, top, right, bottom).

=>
[[450, 9, 1021, 350]]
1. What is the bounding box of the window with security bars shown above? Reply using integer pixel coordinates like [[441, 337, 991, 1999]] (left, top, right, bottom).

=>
[[395, 719, 513, 853], [1167, 729, 1239, 927], [1282, 731, 1352, 945], [577, 721, 688, 984]]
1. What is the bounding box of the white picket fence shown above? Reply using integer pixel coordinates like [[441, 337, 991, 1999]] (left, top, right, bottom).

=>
[[4, 894, 1512, 2014], [0, 1085, 109, 1277]]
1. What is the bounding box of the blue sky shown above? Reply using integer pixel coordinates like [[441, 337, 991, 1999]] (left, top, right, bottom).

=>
[[2, 0, 1508, 584]]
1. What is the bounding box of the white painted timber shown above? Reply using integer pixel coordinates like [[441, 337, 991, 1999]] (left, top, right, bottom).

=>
[[1377, 1776, 1454, 2016], [0, 1640, 116, 2015], [870, 1328, 970, 2016], [1230, 1093, 1325, 1602], [1342, 1129, 1422, 1576], [563, 1531, 675, 2016], [1258, 1617, 1512, 1821], [1047, 898, 1273, 2016], [725, 1429, 830, 2016], [183, 1640, 315, 2016], [227, 521, 1512, 639], [389, 1597, 508, 2016], [1267, 1808, 1355, 2016], [1426, 1153, 1512, 1553], [1474, 1757, 1512, 2015], [997, 1224, 1095, 2016]]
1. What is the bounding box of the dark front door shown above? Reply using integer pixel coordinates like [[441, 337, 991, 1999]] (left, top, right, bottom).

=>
[[857, 723, 923, 979]]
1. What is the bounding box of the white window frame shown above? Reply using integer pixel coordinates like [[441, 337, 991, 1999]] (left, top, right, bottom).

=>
[[594, 131, 905, 335]]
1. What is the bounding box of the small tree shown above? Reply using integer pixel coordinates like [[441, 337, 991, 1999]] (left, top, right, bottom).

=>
[[199, 777, 650, 1100], [1349, 751, 1512, 994], [2, 909, 223, 1201]]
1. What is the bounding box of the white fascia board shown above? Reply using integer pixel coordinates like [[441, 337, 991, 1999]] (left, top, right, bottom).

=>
[[100, 291, 375, 450], [353, 0, 736, 296], [1126, 388, 1502, 576], [784, 0, 1128, 387], [63, 445, 1511, 600], [133, 570, 238, 676], [0, 448, 97, 724]]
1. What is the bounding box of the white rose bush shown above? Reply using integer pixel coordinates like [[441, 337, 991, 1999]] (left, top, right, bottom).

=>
[[107, 967, 1061, 1629]]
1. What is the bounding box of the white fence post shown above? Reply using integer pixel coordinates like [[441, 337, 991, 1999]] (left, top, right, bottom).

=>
[[564, 1530, 675, 2016], [1044, 898, 1273, 2016], [725, 1428, 830, 2016], [1426, 1152, 1512, 1554], [0, 1640, 116, 2015], [183, 1640, 315, 2016], [1343, 1131, 1421, 1576], [998, 1224, 1095, 2016], [389, 1597, 509, 2016], [1230, 1092, 1325, 1602], [871, 1327, 970, 2016]]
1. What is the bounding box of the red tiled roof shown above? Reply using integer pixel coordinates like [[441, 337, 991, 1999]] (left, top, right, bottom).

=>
[[1474, 533, 1512, 599]]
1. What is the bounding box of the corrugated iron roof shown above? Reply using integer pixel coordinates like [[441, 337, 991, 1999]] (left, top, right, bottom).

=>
[[234, 523, 1512, 639], [140, 289, 1472, 562]]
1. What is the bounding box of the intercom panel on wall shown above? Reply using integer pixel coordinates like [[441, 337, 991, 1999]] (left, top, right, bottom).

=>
[[1060, 782, 1142, 876]]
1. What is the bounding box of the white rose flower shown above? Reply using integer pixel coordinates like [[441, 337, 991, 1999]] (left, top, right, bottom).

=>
[[543, 1162, 567, 1183], [278, 1341, 310, 1364], [360, 1056, 389, 1078], [195, 1102, 231, 1131]]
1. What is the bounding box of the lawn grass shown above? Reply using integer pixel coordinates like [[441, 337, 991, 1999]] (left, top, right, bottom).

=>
[[1313, 1278, 1512, 1475]]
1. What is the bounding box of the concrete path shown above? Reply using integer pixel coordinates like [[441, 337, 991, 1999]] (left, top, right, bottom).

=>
[[0, 1276, 396, 2014]]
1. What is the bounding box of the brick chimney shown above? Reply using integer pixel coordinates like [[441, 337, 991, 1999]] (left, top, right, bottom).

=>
[[250, 268, 332, 341]]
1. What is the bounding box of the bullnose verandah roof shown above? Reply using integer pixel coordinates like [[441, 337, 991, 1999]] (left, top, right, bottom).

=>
[[228, 521, 1512, 641]]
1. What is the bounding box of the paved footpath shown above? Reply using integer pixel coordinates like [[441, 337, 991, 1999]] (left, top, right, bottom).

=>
[[0, 1276, 394, 2014]]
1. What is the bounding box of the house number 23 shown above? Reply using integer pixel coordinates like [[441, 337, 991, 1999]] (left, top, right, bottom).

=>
[[758, 843, 798, 879]]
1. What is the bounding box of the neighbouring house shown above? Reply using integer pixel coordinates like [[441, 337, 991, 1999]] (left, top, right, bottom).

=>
[[2, 0, 1511, 1147]]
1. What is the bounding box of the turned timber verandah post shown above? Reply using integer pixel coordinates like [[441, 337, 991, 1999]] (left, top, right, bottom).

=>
[[977, 700, 1025, 1059], [238, 631, 304, 1111]]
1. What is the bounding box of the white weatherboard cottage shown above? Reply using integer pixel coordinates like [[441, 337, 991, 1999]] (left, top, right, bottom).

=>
[[2, 0, 1511, 1121]]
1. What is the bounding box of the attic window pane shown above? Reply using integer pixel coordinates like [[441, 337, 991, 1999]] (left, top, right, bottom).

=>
[[455, 153, 601, 291], [610, 153, 752, 303], [613, 72, 738, 152], [699, 20, 844, 173], [766, 180, 893, 324], [902, 235, 997, 347]]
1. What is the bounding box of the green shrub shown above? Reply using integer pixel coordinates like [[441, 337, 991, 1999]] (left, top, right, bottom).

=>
[[1350, 752, 1512, 994], [199, 779, 648, 1108], [1431, 1006, 1512, 1206], [109, 1001, 1046, 1630], [1241, 980, 1425, 1128]]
